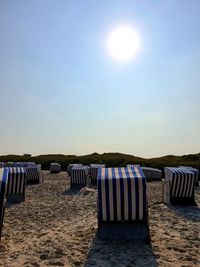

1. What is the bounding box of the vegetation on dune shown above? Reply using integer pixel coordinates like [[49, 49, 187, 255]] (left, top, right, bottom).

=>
[[0, 152, 199, 171]]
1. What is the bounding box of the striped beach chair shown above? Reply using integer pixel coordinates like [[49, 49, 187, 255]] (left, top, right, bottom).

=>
[[141, 167, 162, 181], [90, 164, 105, 184], [26, 166, 40, 184], [163, 167, 196, 205], [97, 166, 149, 241], [0, 168, 8, 239], [67, 164, 83, 176], [70, 166, 90, 187], [6, 167, 27, 203], [50, 163, 61, 173], [179, 166, 199, 186]]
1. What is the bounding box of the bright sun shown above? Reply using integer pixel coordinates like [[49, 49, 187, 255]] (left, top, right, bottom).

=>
[[107, 25, 140, 62]]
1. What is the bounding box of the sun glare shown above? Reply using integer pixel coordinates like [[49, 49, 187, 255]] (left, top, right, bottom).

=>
[[107, 25, 140, 62]]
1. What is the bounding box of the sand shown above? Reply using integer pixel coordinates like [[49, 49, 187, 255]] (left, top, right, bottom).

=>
[[0, 171, 199, 267]]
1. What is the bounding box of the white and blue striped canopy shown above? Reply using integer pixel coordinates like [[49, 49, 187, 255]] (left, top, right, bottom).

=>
[[6, 167, 26, 196], [0, 168, 8, 200], [67, 164, 83, 174], [97, 166, 146, 223], [179, 166, 199, 183], [98, 166, 145, 180], [5, 162, 36, 168]]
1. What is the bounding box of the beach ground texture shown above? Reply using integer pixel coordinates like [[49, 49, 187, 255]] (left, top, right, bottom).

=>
[[0, 171, 199, 267]]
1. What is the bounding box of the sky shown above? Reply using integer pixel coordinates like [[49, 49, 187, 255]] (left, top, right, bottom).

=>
[[0, 0, 200, 158]]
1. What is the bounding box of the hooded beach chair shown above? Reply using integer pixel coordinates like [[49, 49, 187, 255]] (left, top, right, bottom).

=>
[[0, 168, 8, 239], [90, 164, 105, 184], [50, 163, 61, 173], [6, 167, 27, 202], [97, 166, 149, 241], [70, 165, 90, 188], [163, 167, 196, 205]]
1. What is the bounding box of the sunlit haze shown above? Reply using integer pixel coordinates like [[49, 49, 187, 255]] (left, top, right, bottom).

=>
[[0, 0, 200, 157]]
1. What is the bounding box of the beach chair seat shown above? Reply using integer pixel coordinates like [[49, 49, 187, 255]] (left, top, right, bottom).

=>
[[97, 166, 149, 241], [50, 163, 61, 173], [70, 166, 90, 188], [90, 164, 105, 184], [0, 168, 8, 239], [163, 167, 196, 205], [6, 167, 27, 203]]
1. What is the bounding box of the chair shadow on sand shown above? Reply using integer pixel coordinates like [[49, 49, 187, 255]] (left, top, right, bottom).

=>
[[62, 186, 82, 196], [84, 233, 158, 267], [168, 204, 200, 222]]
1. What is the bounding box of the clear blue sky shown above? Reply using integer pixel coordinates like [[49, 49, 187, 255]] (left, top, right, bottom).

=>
[[0, 0, 200, 158]]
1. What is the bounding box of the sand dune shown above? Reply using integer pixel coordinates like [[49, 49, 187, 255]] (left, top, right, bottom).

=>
[[0, 171, 199, 266]]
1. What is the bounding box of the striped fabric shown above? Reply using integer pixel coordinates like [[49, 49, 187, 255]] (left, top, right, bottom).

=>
[[0, 163, 5, 168], [6, 162, 14, 167], [67, 164, 83, 175], [141, 167, 162, 181], [0, 168, 8, 198], [16, 162, 36, 168], [164, 167, 195, 198], [5, 162, 36, 168], [26, 166, 40, 184], [6, 167, 26, 198], [26, 162, 37, 167], [98, 166, 147, 223], [12, 162, 24, 167], [50, 163, 61, 173], [90, 164, 105, 182], [0, 168, 8, 238], [71, 166, 90, 186], [179, 166, 199, 184]]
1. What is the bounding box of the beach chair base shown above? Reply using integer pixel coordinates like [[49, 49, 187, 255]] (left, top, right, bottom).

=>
[[91, 180, 97, 186], [98, 222, 150, 242], [170, 197, 196, 206], [7, 194, 25, 203], [26, 179, 40, 185], [70, 183, 87, 189], [50, 170, 61, 174]]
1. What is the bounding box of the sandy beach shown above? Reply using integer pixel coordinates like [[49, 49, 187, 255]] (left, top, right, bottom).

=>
[[0, 171, 199, 267]]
